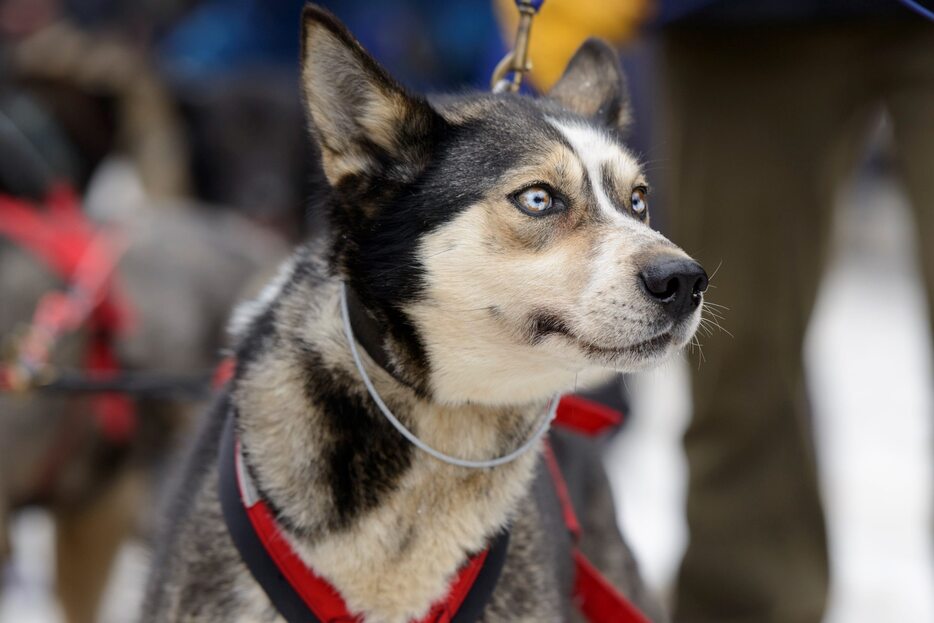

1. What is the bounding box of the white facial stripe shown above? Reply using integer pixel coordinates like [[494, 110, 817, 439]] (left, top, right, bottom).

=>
[[547, 118, 641, 224]]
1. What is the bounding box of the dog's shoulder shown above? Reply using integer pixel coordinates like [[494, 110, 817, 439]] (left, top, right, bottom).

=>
[[142, 391, 254, 621]]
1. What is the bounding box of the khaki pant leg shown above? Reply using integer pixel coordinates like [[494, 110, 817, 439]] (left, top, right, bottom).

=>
[[55, 469, 143, 623], [661, 25, 878, 623], [883, 21, 934, 346]]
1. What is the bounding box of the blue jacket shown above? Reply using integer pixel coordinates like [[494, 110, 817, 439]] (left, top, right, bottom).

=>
[[658, 0, 911, 24]]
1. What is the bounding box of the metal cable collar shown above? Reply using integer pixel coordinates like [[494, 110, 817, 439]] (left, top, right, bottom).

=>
[[340, 282, 557, 469]]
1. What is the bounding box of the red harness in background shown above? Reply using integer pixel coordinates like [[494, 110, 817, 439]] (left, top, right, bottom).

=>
[[0, 185, 136, 442]]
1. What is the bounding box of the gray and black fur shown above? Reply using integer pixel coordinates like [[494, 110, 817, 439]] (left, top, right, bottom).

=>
[[143, 5, 708, 621]]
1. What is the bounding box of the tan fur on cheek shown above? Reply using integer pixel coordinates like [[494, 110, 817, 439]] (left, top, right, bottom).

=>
[[484, 148, 589, 251], [410, 206, 605, 404], [412, 190, 698, 399]]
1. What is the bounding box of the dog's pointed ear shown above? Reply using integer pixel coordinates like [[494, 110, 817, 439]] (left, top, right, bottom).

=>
[[301, 5, 443, 184], [546, 38, 632, 132]]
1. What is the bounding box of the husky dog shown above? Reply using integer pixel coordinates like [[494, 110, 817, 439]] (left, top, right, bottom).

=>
[[144, 5, 707, 622]]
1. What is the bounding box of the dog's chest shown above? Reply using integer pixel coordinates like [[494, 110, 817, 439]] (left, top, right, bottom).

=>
[[288, 450, 549, 622], [228, 486, 570, 623]]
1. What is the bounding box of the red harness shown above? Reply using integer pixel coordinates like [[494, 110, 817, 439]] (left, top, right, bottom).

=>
[[214, 354, 651, 623], [229, 435, 496, 623], [0, 185, 135, 442]]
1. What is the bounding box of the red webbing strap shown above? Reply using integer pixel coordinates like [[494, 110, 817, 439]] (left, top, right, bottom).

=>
[[422, 550, 489, 623], [236, 443, 491, 623], [212, 357, 236, 389], [544, 440, 650, 623], [554, 395, 623, 436], [86, 333, 136, 442], [573, 550, 652, 623], [0, 187, 135, 442], [243, 497, 359, 622], [0, 185, 89, 277], [543, 442, 581, 540]]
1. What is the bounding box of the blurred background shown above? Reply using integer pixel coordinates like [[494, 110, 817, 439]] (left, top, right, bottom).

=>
[[0, 1, 931, 622]]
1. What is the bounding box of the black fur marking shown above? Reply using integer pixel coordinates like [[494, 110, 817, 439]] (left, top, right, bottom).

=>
[[575, 159, 600, 224], [527, 313, 573, 346], [234, 304, 280, 377], [298, 348, 414, 530], [599, 161, 629, 219]]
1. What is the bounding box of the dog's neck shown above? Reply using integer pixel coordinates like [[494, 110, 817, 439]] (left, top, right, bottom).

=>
[[230, 251, 545, 622]]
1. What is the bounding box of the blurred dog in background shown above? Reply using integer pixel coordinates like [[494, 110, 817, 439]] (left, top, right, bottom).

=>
[[0, 21, 287, 623]]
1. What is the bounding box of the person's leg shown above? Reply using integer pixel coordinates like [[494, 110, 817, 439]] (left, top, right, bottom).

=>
[[54, 469, 143, 623], [0, 495, 9, 567], [882, 21, 934, 348], [661, 24, 875, 623]]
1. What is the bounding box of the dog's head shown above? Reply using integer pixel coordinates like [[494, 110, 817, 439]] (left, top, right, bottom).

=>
[[301, 6, 706, 405]]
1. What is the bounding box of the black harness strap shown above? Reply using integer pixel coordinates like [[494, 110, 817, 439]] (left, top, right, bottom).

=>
[[344, 286, 395, 378], [218, 411, 510, 623], [218, 412, 324, 622], [450, 529, 510, 623]]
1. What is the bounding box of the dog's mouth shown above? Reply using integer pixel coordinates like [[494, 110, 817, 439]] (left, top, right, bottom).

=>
[[574, 330, 672, 356], [527, 313, 674, 359], [570, 330, 673, 358]]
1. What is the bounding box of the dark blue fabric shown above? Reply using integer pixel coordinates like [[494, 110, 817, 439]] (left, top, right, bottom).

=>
[[898, 0, 934, 20], [158, 0, 304, 83], [656, 0, 911, 25], [157, 0, 505, 92]]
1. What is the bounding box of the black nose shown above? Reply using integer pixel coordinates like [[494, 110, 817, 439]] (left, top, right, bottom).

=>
[[639, 256, 708, 318]]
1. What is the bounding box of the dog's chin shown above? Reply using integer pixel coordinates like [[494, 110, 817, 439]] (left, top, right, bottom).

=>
[[570, 323, 698, 372], [576, 333, 674, 370]]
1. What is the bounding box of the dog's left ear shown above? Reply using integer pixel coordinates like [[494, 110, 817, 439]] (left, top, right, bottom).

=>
[[547, 38, 632, 132], [300, 5, 443, 184]]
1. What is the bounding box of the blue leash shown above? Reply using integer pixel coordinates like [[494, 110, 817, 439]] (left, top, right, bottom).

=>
[[899, 0, 934, 21]]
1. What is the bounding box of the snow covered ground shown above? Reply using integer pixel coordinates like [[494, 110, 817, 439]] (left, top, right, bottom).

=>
[[2, 168, 932, 622]]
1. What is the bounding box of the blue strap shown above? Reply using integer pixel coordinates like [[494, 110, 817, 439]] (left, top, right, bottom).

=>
[[517, 0, 546, 13], [899, 0, 934, 21]]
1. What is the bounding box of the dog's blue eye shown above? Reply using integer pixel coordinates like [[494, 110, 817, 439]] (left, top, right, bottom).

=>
[[631, 188, 648, 217], [516, 187, 553, 214]]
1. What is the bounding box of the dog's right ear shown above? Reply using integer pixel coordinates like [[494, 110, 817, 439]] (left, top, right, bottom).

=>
[[301, 5, 443, 185], [546, 38, 632, 132]]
